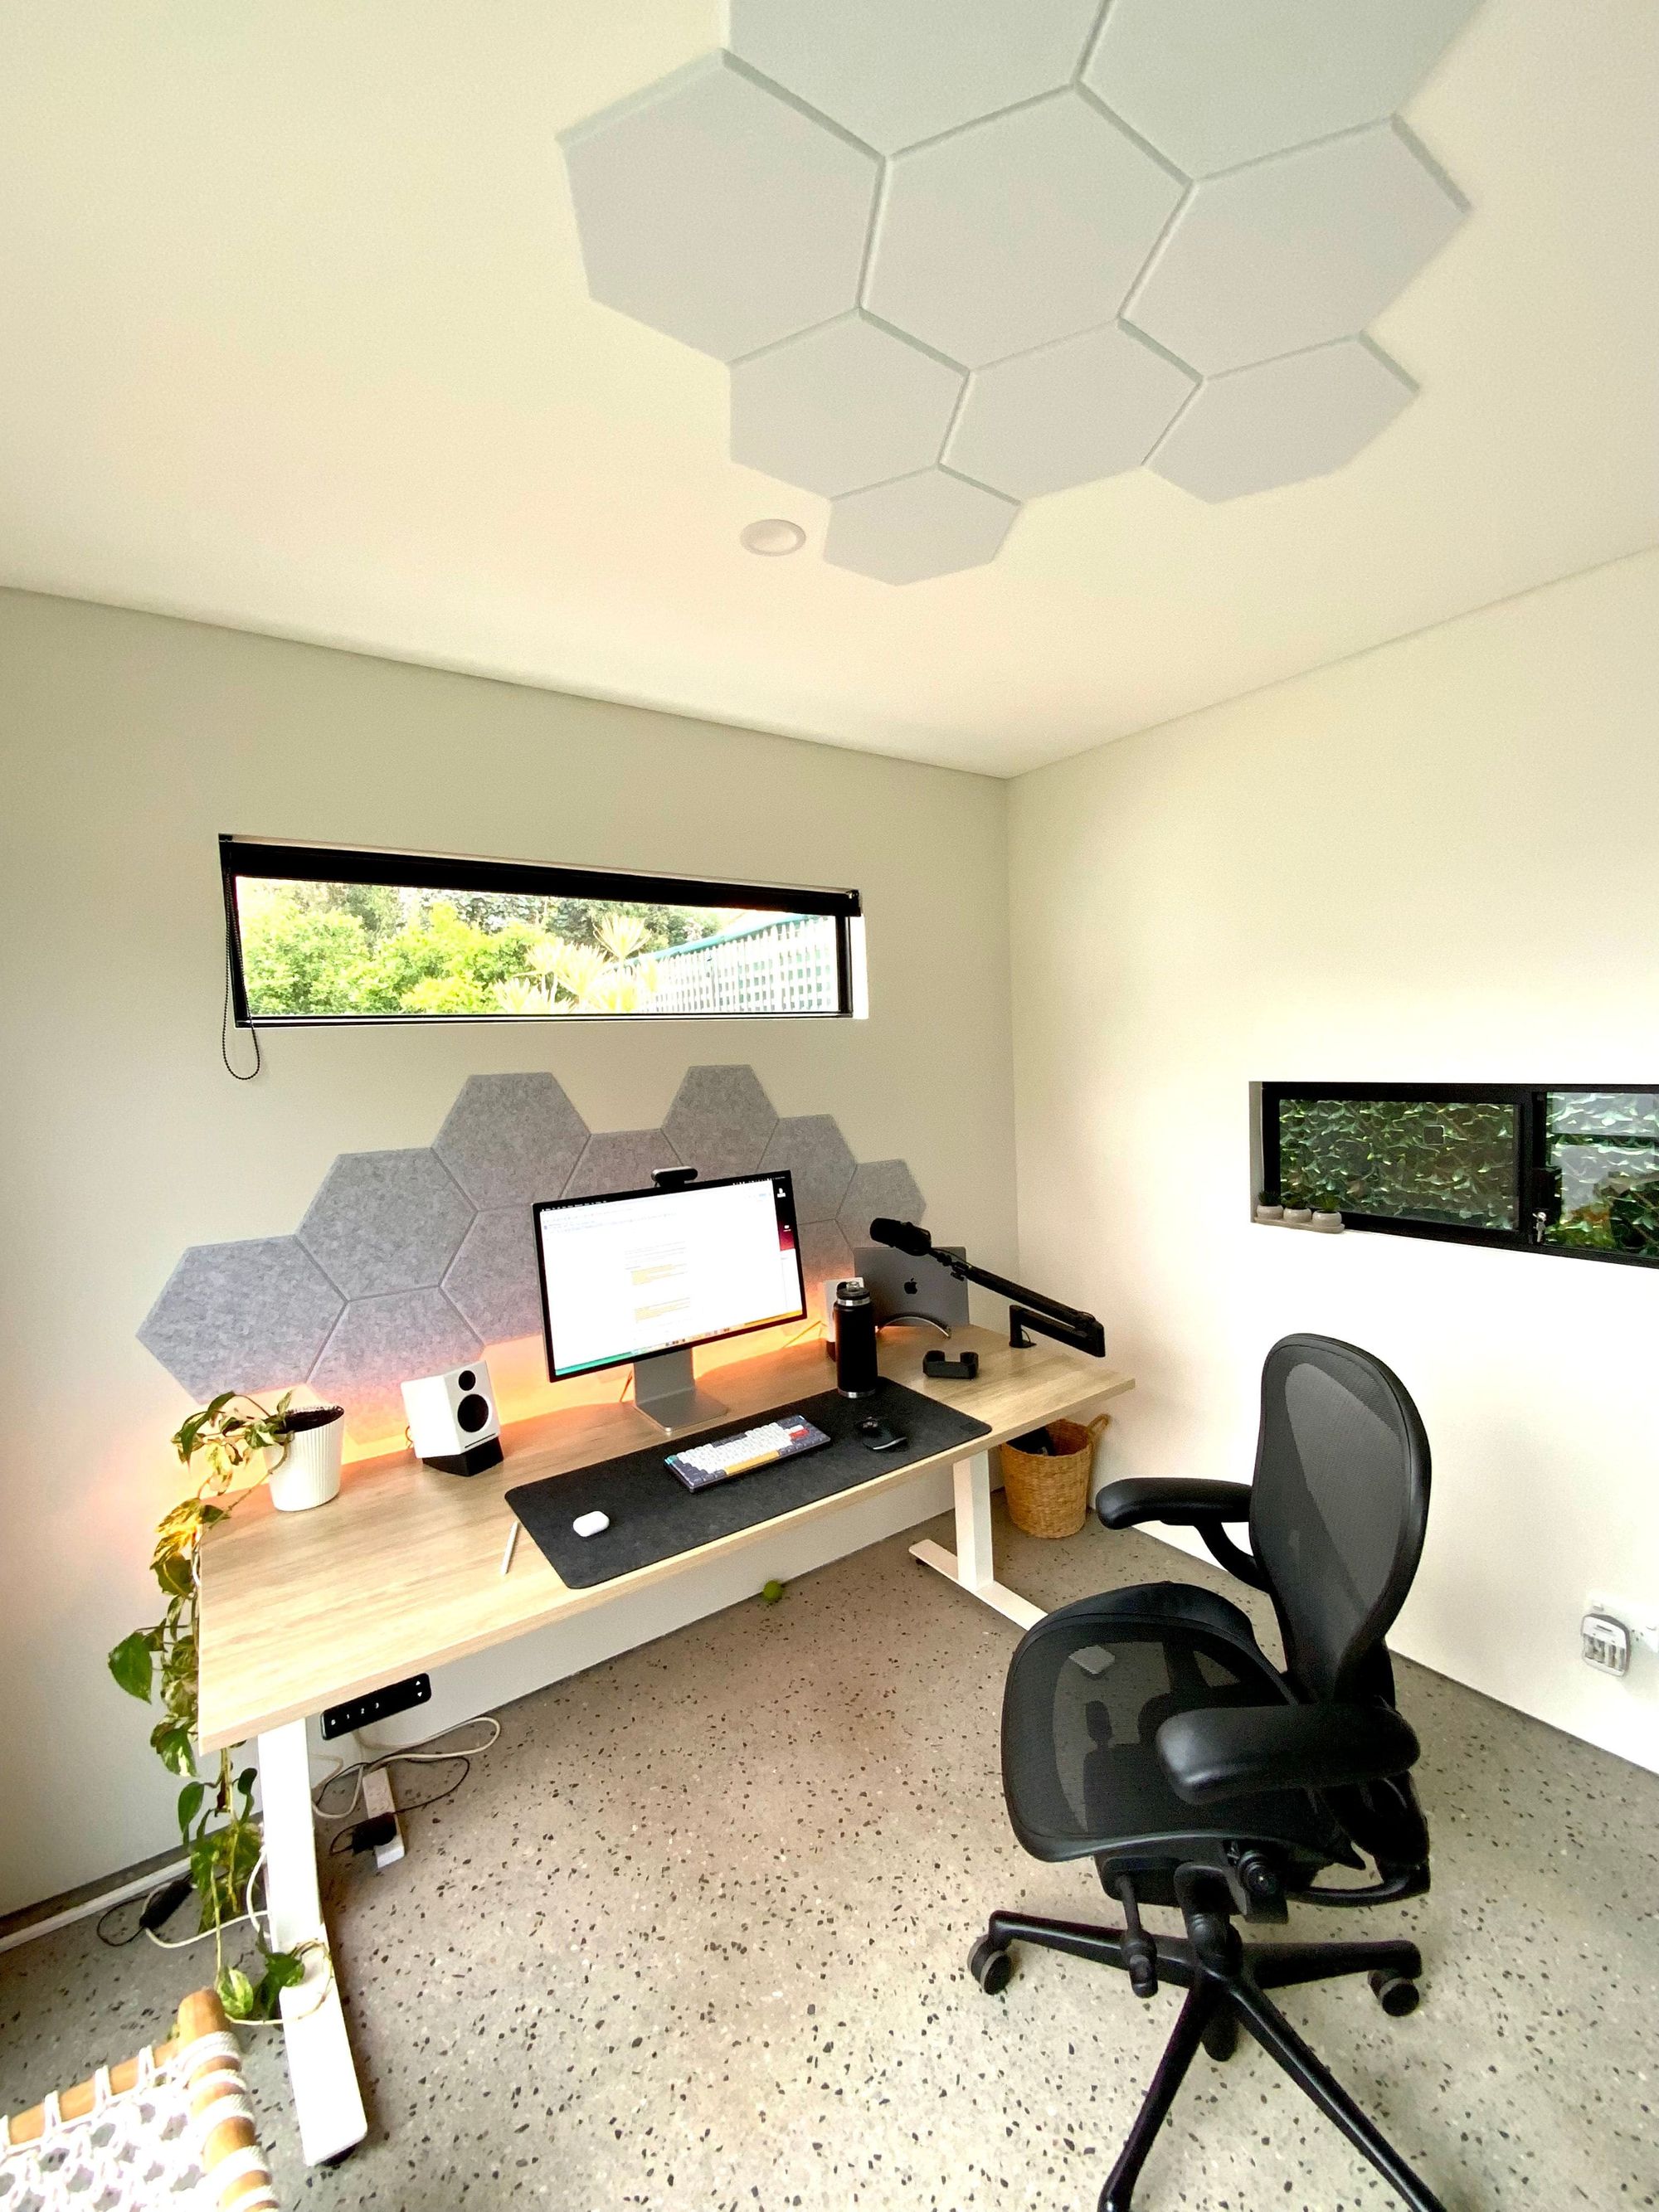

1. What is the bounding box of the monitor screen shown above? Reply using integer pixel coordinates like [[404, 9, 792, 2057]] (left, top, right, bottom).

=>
[[535, 1173, 806, 1381]]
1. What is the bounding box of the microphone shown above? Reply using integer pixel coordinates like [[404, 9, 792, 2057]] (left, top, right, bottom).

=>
[[868, 1216, 934, 1258]]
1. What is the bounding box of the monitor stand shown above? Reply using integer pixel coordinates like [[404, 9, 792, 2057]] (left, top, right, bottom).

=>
[[631, 1345, 728, 1438]]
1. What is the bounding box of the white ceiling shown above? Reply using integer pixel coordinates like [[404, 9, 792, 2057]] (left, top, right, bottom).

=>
[[2, 0, 1657, 776], [561, 15, 1472, 585]]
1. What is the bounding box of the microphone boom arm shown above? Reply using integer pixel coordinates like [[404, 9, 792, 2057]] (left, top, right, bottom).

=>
[[923, 1247, 1105, 1359]]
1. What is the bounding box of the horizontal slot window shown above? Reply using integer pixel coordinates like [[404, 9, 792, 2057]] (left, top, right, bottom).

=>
[[1258, 1083, 1659, 1269], [1274, 1092, 1520, 1232], [221, 838, 862, 1025]]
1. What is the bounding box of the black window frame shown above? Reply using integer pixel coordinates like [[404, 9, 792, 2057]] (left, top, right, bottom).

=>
[[220, 835, 863, 1028], [1258, 1081, 1659, 1271]]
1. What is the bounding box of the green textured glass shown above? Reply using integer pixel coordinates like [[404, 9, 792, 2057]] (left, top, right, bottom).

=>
[[1277, 1097, 1517, 1230], [1541, 1090, 1659, 1259]]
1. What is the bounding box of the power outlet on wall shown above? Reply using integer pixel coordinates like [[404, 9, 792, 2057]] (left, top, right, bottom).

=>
[[1582, 1613, 1629, 1675], [1583, 1591, 1659, 1675]]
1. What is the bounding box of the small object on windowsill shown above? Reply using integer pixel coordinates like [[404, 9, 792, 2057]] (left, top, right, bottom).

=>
[[1254, 1192, 1284, 1223], [1311, 1208, 1345, 1233], [1283, 1204, 1313, 1226]]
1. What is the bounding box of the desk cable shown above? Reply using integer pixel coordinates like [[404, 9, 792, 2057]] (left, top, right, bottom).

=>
[[96, 1849, 270, 1960], [310, 1715, 502, 1837], [97, 1719, 504, 1950]]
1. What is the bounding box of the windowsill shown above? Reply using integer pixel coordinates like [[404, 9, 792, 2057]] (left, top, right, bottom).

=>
[[1253, 1214, 1345, 1233]]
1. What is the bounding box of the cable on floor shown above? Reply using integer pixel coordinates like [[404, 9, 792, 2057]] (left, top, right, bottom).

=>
[[96, 1851, 269, 1954], [96, 1718, 500, 1948], [324, 1758, 475, 1854], [310, 1715, 502, 1826]]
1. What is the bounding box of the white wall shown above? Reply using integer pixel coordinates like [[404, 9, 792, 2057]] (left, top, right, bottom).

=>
[[1009, 549, 1659, 1774], [0, 589, 1016, 1918], [11, 547, 1658, 1921]]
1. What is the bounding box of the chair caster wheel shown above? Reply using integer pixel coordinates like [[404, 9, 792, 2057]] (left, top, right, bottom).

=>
[[1369, 1969, 1420, 2017], [970, 1937, 1013, 1995], [1201, 2009, 1238, 2061]]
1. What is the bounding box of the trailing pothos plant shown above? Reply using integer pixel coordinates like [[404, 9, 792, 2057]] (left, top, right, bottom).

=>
[[109, 1391, 316, 2020]]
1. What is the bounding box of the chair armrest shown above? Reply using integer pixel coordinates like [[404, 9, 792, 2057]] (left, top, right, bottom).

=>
[[1156, 1703, 1421, 1806], [1095, 1478, 1253, 1530]]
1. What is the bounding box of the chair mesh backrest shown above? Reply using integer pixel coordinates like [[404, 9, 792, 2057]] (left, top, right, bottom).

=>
[[1005, 1613, 1282, 1855], [1248, 1335, 1430, 1701]]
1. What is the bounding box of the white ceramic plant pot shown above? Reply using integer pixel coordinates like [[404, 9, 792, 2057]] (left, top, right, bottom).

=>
[[1284, 1207, 1313, 1226], [1311, 1211, 1345, 1233], [1255, 1203, 1285, 1223], [267, 1407, 344, 1512]]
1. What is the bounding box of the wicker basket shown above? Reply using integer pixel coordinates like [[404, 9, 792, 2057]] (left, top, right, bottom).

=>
[[1000, 1414, 1109, 1539]]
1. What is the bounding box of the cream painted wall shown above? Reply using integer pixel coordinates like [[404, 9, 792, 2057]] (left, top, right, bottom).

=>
[[0, 589, 1016, 1918], [1010, 548, 1659, 1776]]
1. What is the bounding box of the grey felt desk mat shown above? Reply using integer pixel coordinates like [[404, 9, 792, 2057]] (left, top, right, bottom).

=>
[[505, 1377, 990, 1589]]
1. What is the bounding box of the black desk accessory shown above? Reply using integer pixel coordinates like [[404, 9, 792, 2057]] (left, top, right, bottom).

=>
[[830, 1278, 878, 1397], [856, 1415, 907, 1451], [868, 1218, 1106, 1359], [924, 1349, 980, 1382], [505, 1378, 989, 1590]]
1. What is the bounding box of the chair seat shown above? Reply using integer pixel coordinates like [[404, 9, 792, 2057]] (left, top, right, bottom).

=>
[[1000, 1582, 1346, 1868]]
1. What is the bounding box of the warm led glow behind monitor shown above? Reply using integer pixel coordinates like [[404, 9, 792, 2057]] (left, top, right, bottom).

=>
[[533, 1172, 806, 1437]]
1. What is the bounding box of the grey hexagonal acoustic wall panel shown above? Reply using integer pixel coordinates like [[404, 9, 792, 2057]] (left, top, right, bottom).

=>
[[560, 1, 1479, 576], [137, 1069, 927, 1441]]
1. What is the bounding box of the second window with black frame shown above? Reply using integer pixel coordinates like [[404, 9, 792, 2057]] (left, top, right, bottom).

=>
[[1257, 1083, 1659, 1267]]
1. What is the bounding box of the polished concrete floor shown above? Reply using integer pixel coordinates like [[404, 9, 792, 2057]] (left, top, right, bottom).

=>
[[4, 1507, 1657, 2212]]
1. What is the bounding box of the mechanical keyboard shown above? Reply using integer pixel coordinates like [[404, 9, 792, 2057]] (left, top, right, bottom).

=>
[[666, 1414, 831, 1492]]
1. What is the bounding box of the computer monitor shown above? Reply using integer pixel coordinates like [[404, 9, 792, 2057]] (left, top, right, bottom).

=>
[[534, 1171, 806, 1436]]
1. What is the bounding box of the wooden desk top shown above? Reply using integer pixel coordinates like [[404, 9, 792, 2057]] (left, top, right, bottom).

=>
[[196, 1325, 1132, 1751]]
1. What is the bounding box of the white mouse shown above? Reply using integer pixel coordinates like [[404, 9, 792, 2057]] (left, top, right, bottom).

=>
[[572, 1510, 610, 1539]]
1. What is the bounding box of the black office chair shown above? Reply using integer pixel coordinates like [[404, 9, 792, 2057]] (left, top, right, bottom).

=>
[[971, 1334, 1444, 2212]]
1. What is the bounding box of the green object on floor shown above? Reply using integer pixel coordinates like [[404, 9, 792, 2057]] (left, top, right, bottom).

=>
[[760, 1579, 786, 1606]]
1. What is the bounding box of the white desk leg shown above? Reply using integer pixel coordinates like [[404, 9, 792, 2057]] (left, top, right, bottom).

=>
[[910, 1451, 1044, 1631], [258, 1719, 367, 2166]]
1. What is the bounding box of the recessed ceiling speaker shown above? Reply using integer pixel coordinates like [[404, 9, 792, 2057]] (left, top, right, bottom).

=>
[[401, 1360, 504, 1475]]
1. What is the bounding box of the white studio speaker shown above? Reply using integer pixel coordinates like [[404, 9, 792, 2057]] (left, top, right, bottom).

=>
[[401, 1360, 504, 1475]]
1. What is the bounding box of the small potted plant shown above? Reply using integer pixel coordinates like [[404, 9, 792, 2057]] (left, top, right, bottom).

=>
[[1282, 1188, 1313, 1226], [268, 1401, 345, 1511], [108, 1392, 321, 2020], [1255, 1189, 1284, 1223], [1311, 1192, 1345, 1232]]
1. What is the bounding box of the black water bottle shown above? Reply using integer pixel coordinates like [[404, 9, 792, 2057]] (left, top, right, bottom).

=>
[[832, 1278, 878, 1399]]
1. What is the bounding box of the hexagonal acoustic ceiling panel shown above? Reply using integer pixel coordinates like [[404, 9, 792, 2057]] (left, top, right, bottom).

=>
[[137, 1067, 929, 1442], [560, 1, 1478, 583]]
